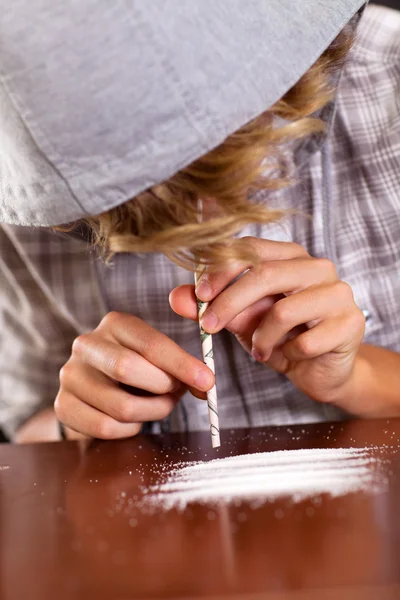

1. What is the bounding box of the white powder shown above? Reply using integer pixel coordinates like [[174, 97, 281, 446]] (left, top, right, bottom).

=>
[[143, 447, 385, 510]]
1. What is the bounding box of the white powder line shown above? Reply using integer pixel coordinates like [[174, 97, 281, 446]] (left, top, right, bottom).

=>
[[165, 457, 375, 485], [142, 447, 385, 511], [171, 448, 369, 474], [155, 466, 373, 494]]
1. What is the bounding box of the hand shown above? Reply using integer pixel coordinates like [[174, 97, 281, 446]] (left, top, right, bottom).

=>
[[55, 312, 214, 439], [170, 238, 365, 409]]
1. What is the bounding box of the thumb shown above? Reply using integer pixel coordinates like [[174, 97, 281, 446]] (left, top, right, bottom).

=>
[[169, 285, 199, 321]]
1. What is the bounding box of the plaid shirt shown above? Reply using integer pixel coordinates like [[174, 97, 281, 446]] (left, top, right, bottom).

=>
[[1, 4, 400, 439]]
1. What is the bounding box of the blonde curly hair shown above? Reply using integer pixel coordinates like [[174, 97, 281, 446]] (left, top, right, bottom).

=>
[[59, 26, 354, 270]]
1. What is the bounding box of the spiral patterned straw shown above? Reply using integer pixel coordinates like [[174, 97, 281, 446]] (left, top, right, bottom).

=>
[[194, 201, 221, 448]]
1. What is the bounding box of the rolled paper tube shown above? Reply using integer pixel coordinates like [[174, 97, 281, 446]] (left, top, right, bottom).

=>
[[194, 268, 221, 448], [194, 199, 221, 448]]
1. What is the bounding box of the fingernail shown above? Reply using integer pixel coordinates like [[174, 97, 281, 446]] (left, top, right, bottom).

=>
[[196, 276, 212, 301], [251, 347, 263, 362], [194, 369, 213, 391], [201, 310, 219, 332]]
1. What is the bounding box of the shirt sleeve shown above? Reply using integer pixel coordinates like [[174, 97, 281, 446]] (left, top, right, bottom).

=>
[[0, 226, 91, 440]]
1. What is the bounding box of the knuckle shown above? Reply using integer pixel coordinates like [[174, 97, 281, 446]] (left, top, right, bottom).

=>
[[239, 237, 262, 264], [94, 417, 115, 440], [101, 311, 125, 331], [71, 333, 91, 356], [335, 280, 354, 301], [138, 335, 161, 360], [59, 362, 74, 386], [54, 391, 69, 422], [316, 258, 337, 278], [269, 301, 291, 327], [296, 334, 315, 357], [289, 242, 308, 257], [353, 309, 367, 334], [254, 263, 272, 286], [109, 355, 132, 382], [240, 236, 257, 248], [115, 400, 135, 423]]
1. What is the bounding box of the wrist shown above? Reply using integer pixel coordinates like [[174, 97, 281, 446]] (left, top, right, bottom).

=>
[[328, 350, 400, 419], [327, 355, 372, 417]]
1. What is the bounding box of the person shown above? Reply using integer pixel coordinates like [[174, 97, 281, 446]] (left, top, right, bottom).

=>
[[0, 1, 399, 444]]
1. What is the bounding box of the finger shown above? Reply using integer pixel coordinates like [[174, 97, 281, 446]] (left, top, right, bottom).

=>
[[282, 314, 365, 363], [60, 363, 180, 423], [223, 296, 278, 353], [55, 392, 143, 440], [170, 285, 276, 353], [94, 312, 214, 391], [196, 238, 309, 302], [169, 285, 198, 321], [195, 262, 247, 303], [71, 334, 181, 393], [169, 285, 274, 333], [201, 258, 338, 334], [251, 282, 357, 360], [225, 296, 277, 336]]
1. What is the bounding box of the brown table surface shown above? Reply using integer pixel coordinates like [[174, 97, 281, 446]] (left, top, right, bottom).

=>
[[1, 418, 400, 600]]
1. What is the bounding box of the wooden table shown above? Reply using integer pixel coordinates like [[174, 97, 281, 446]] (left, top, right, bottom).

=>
[[1, 418, 400, 600]]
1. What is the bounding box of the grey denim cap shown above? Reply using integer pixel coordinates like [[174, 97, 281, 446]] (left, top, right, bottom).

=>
[[0, 0, 366, 227]]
